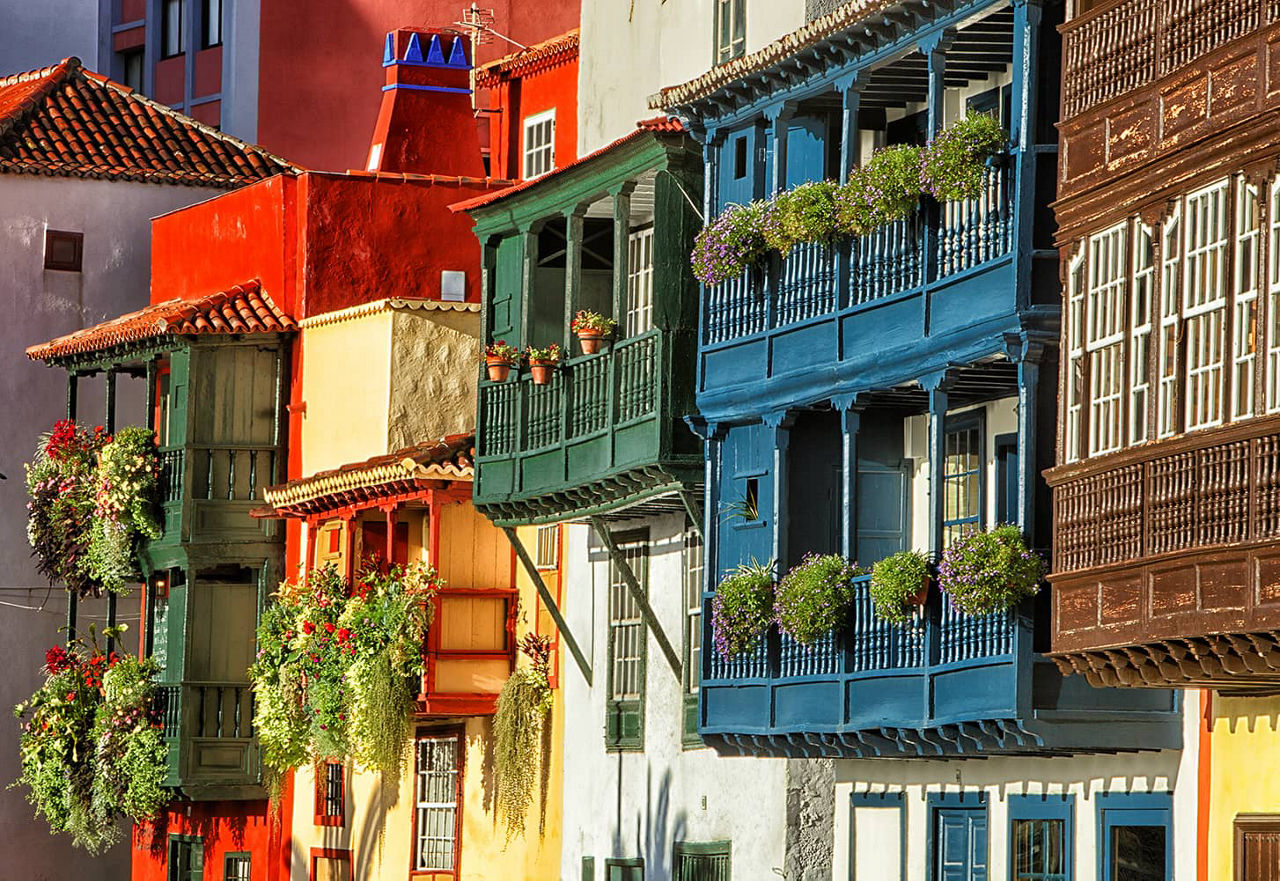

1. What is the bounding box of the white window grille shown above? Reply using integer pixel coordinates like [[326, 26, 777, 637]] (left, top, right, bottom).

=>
[[1183, 180, 1229, 430], [1086, 222, 1127, 455], [683, 528, 703, 696], [1065, 247, 1086, 463], [626, 228, 655, 336], [608, 536, 647, 702], [534, 524, 560, 569], [414, 734, 459, 873], [1268, 179, 1280, 413], [522, 110, 555, 180], [1158, 207, 1182, 437], [1130, 222, 1155, 444], [1234, 178, 1260, 419]]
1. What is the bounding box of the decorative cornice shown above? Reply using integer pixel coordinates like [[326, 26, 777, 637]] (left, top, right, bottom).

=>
[[298, 297, 480, 329]]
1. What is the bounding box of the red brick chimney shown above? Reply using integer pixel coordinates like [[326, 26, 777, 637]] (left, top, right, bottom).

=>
[[366, 28, 486, 177]]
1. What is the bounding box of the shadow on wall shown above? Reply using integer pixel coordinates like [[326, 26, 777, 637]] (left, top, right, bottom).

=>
[[353, 751, 404, 879], [1212, 693, 1280, 736], [611, 762, 688, 877], [140, 803, 254, 860]]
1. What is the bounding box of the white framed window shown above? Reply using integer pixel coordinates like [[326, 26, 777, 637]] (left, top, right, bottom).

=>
[[1183, 180, 1229, 430], [522, 110, 555, 180], [534, 524, 560, 569], [1158, 206, 1182, 437], [1065, 247, 1086, 463], [414, 733, 460, 873], [714, 0, 746, 65], [1087, 222, 1127, 456], [1130, 222, 1155, 444], [608, 535, 647, 703], [1270, 179, 1280, 413], [683, 527, 703, 697], [1234, 178, 1260, 419], [626, 227, 655, 336]]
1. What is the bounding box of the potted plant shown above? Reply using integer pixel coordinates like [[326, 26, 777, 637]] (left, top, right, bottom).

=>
[[937, 524, 1044, 616], [484, 340, 521, 382], [869, 550, 931, 624], [525, 343, 562, 385], [570, 310, 617, 355], [919, 111, 1008, 202], [711, 559, 776, 659], [774, 553, 862, 645]]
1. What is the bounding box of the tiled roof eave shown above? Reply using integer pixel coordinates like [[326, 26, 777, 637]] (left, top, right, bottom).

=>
[[473, 29, 580, 87]]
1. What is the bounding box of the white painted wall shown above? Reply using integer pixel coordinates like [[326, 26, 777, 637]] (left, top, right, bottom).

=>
[[0, 0, 100, 74], [577, 0, 806, 154], [831, 700, 1200, 880], [559, 513, 789, 877], [0, 173, 225, 876]]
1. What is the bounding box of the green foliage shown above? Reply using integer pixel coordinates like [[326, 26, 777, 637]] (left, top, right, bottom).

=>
[[13, 632, 168, 851], [869, 550, 931, 625], [690, 199, 772, 286], [492, 635, 553, 844], [249, 562, 439, 780], [920, 111, 1007, 201], [570, 310, 618, 336], [937, 525, 1044, 616], [765, 180, 842, 253], [525, 343, 563, 364], [711, 559, 776, 658], [774, 553, 864, 645]]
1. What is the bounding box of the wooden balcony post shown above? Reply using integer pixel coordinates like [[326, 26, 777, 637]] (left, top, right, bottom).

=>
[[564, 205, 588, 352], [1010, 0, 1043, 153], [1009, 333, 1051, 546], [384, 504, 398, 568], [836, 400, 862, 560], [610, 183, 636, 335], [145, 358, 158, 432], [478, 234, 499, 351], [105, 368, 117, 433], [925, 373, 952, 559], [921, 32, 953, 139], [342, 515, 356, 582], [765, 409, 796, 569], [518, 223, 541, 349], [766, 101, 795, 196], [836, 74, 862, 185]]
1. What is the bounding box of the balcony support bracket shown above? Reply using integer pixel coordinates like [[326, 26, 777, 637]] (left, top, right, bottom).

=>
[[502, 526, 593, 686], [589, 515, 683, 682], [679, 489, 704, 539]]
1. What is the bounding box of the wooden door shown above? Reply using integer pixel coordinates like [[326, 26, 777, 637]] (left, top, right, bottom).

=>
[[934, 807, 988, 881], [1236, 816, 1280, 881]]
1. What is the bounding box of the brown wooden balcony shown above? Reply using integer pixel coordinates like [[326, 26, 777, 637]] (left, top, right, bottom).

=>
[[1045, 415, 1280, 691]]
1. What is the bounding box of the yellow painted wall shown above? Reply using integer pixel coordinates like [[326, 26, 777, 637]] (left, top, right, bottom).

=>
[[1207, 693, 1280, 880]]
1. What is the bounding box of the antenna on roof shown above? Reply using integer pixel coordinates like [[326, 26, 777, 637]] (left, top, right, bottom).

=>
[[456, 3, 527, 50]]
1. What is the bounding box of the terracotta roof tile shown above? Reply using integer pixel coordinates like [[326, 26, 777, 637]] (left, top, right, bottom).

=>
[[0, 57, 298, 186], [258, 435, 475, 516], [474, 29, 579, 87], [450, 116, 685, 214], [27, 280, 297, 362], [650, 0, 900, 109]]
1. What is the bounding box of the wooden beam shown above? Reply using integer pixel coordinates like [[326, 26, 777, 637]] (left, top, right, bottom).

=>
[[588, 515, 682, 681], [679, 489, 704, 539], [503, 527, 592, 686]]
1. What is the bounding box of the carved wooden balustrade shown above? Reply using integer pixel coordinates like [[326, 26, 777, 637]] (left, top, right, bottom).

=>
[[1061, 0, 1275, 120], [1046, 415, 1280, 690]]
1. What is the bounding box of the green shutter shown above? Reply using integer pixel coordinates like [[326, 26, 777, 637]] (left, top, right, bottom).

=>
[[582, 856, 596, 881], [674, 842, 731, 881]]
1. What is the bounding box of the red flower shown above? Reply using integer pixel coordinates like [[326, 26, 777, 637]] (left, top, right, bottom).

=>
[[336, 628, 351, 643], [65, 692, 76, 702], [324, 622, 335, 634], [302, 621, 315, 635], [283, 630, 294, 641], [44, 645, 70, 674]]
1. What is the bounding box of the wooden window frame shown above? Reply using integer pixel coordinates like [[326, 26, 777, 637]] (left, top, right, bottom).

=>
[[314, 758, 345, 827], [850, 792, 907, 879], [941, 410, 985, 547], [605, 529, 649, 752], [1130, 221, 1156, 445], [534, 523, 560, 569], [410, 726, 465, 880], [201, 0, 222, 48], [522, 109, 555, 180], [1234, 814, 1280, 881], [43, 229, 83, 272], [167, 834, 204, 881], [673, 840, 731, 881], [422, 586, 517, 715], [1096, 792, 1172, 881], [223, 852, 251, 881], [1233, 178, 1262, 420], [626, 226, 656, 338], [1009, 794, 1073, 881], [161, 0, 186, 58], [309, 847, 352, 881], [1085, 221, 1129, 456], [713, 0, 745, 66], [681, 523, 704, 749]]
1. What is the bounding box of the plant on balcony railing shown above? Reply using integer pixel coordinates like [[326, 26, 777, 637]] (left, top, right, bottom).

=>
[[485, 340, 523, 382], [525, 343, 562, 385], [250, 562, 440, 787], [937, 525, 1043, 616], [25, 421, 162, 597], [493, 633, 554, 843], [869, 550, 932, 624], [774, 553, 866, 645], [712, 559, 776, 658], [14, 629, 168, 852], [570, 309, 617, 356], [690, 112, 1008, 285]]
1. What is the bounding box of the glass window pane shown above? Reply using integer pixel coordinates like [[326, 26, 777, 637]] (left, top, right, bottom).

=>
[[1110, 825, 1165, 881]]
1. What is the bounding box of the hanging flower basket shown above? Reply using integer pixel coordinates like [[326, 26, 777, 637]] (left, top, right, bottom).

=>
[[937, 525, 1044, 616], [869, 550, 931, 625]]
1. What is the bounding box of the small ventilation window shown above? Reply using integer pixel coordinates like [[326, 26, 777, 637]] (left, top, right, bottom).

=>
[[732, 136, 748, 180], [44, 230, 83, 272]]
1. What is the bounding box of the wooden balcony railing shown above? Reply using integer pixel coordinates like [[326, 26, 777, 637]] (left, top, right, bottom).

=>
[[1061, 0, 1277, 119], [1048, 418, 1280, 575], [158, 444, 279, 504], [703, 162, 1014, 346], [154, 680, 254, 741]]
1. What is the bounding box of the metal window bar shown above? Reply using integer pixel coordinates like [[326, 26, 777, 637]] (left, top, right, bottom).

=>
[[414, 735, 459, 872]]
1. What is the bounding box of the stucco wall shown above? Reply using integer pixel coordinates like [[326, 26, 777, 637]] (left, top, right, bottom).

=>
[[0, 173, 227, 879], [559, 513, 789, 877], [830, 704, 1200, 881], [387, 306, 480, 450], [577, 0, 805, 153]]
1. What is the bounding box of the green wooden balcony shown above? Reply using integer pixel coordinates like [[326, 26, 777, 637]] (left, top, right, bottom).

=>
[[155, 680, 260, 799], [475, 329, 702, 524]]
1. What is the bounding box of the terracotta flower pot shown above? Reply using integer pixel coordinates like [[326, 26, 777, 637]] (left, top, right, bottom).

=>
[[577, 331, 606, 355], [911, 575, 931, 607], [486, 357, 514, 382], [529, 360, 556, 385]]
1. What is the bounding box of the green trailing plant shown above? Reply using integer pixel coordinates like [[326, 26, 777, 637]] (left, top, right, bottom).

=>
[[937, 524, 1044, 616], [13, 627, 168, 852], [87, 427, 163, 593], [774, 553, 864, 645], [711, 559, 776, 658], [920, 111, 1007, 201], [249, 562, 439, 781], [492, 634, 554, 844], [690, 113, 1008, 285], [869, 550, 931, 625]]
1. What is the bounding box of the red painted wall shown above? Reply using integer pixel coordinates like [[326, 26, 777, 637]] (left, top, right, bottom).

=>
[[486, 54, 579, 181], [130, 797, 282, 881], [254, 0, 581, 172]]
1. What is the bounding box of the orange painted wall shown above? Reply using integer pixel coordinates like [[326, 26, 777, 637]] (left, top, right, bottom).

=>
[[130, 792, 290, 881], [486, 54, 579, 181], [254, 0, 581, 173]]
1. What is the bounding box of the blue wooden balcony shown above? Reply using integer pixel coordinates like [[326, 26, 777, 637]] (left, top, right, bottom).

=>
[[699, 575, 1182, 758]]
